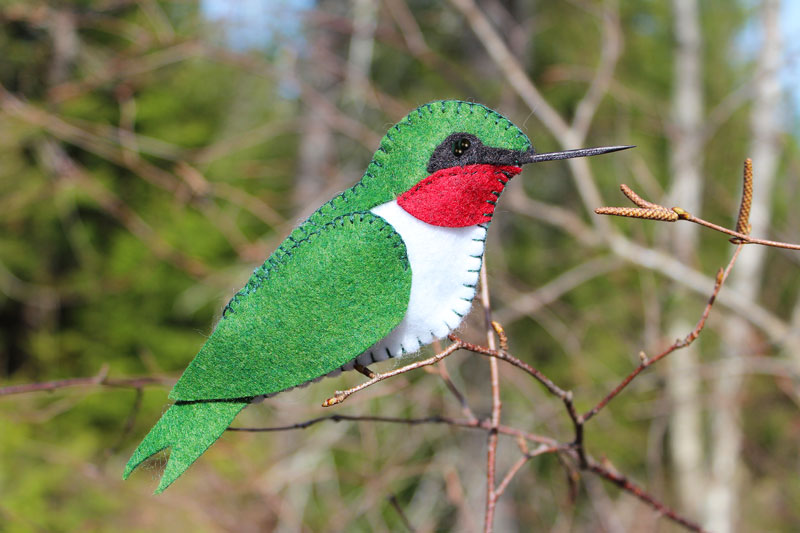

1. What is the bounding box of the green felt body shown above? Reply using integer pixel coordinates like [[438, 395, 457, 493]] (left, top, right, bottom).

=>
[[125, 100, 531, 492]]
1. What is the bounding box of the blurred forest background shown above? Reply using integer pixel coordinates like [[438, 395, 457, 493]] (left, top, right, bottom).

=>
[[1, 0, 799, 531]]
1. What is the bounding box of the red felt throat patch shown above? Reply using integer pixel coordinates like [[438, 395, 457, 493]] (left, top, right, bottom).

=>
[[397, 164, 522, 227]]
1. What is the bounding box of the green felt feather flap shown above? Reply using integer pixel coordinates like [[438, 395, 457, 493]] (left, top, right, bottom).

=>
[[170, 212, 412, 401]]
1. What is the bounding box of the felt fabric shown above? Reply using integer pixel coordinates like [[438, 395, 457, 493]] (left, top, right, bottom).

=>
[[171, 212, 412, 401], [397, 164, 521, 227], [351, 200, 487, 364], [426, 132, 524, 173], [125, 100, 533, 492], [123, 400, 246, 493]]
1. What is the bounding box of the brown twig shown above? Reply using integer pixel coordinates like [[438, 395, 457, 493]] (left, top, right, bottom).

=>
[[480, 263, 502, 533], [434, 359, 478, 422], [354, 363, 377, 379], [313, 333, 699, 530], [586, 457, 706, 532], [494, 444, 559, 498], [445, 328, 720, 530], [581, 244, 744, 423], [229, 413, 559, 449], [596, 181, 800, 250], [452, 337, 585, 465], [0, 370, 174, 397], [105, 387, 144, 456], [321, 341, 464, 407], [230, 413, 473, 432], [387, 494, 417, 532]]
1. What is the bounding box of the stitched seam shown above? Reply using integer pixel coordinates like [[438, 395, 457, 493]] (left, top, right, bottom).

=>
[[223, 212, 409, 317], [361, 101, 530, 194], [363, 225, 485, 362], [404, 164, 517, 197], [402, 166, 514, 202]]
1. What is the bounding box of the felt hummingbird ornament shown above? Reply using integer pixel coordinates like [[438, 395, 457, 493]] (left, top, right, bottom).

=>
[[124, 100, 631, 493]]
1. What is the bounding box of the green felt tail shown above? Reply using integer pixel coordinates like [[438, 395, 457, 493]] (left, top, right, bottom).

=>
[[123, 400, 247, 493]]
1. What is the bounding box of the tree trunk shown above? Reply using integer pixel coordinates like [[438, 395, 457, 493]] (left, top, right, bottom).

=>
[[667, 0, 706, 519], [705, 1, 782, 531]]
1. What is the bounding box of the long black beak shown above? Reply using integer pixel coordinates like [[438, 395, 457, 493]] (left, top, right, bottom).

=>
[[517, 145, 634, 164]]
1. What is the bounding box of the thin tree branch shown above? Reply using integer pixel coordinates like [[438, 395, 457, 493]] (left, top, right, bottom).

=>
[[230, 413, 559, 448], [229, 413, 474, 432], [0, 370, 174, 397], [597, 182, 800, 250], [479, 262, 502, 533], [451, 336, 586, 467], [321, 341, 464, 407], [434, 359, 478, 422], [494, 443, 559, 498], [586, 457, 707, 532], [582, 244, 744, 423], [387, 494, 417, 533], [448, 0, 570, 138]]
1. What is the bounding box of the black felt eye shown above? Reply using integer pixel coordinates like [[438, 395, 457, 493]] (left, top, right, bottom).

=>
[[452, 137, 471, 157]]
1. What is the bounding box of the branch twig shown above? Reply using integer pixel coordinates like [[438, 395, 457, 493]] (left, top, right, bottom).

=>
[[582, 244, 744, 423], [321, 341, 464, 407], [230, 412, 559, 449], [480, 262, 502, 533], [0, 369, 174, 397], [587, 457, 706, 532], [596, 174, 800, 251], [387, 494, 417, 533]]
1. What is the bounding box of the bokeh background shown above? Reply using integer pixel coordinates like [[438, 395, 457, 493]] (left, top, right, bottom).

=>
[[1, 1, 799, 531]]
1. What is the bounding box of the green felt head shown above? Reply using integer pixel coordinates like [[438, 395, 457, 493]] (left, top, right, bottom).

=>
[[363, 100, 531, 201]]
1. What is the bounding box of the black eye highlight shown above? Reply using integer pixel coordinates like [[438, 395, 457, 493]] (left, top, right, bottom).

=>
[[452, 137, 471, 157], [426, 133, 483, 173]]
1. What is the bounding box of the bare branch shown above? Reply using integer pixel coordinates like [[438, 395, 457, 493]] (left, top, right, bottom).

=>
[[494, 444, 559, 498], [230, 412, 558, 448], [387, 494, 417, 533], [572, 3, 623, 139], [479, 262, 502, 533], [321, 341, 464, 407], [434, 359, 478, 422], [448, 0, 570, 138], [229, 413, 474, 432], [586, 457, 707, 532], [0, 371, 174, 397], [597, 181, 800, 250], [582, 244, 744, 423]]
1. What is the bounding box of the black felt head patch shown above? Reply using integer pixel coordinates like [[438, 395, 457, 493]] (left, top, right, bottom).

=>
[[426, 132, 525, 173]]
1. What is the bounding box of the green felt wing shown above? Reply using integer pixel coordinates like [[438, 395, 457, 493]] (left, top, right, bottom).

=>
[[170, 212, 411, 401]]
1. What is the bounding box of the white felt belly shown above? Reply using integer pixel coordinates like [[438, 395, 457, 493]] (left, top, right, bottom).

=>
[[344, 200, 486, 369]]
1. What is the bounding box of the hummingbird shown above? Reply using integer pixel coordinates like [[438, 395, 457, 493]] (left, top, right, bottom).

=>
[[123, 100, 631, 493]]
